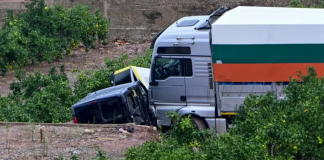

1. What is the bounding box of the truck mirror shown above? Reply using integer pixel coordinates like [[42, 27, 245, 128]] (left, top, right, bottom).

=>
[[150, 28, 166, 49], [210, 6, 228, 17]]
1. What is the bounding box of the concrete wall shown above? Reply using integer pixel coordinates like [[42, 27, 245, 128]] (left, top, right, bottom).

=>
[[0, 0, 321, 42]]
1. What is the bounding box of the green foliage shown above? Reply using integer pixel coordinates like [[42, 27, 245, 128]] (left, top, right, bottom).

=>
[[0, 65, 75, 123], [228, 67, 324, 159], [0, 96, 11, 121], [71, 154, 79, 160], [0, 0, 109, 75], [125, 115, 213, 160], [92, 147, 110, 160], [57, 148, 109, 160], [166, 110, 180, 125], [288, 0, 305, 8], [74, 49, 152, 99], [125, 66, 324, 160], [73, 68, 112, 100], [288, 0, 324, 8]]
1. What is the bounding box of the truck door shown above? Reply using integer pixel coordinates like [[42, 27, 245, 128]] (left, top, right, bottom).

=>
[[184, 57, 214, 105], [150, 56, 186, 105]]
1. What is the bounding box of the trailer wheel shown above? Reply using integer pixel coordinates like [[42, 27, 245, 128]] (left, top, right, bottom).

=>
[[191, 116, 207, 130]]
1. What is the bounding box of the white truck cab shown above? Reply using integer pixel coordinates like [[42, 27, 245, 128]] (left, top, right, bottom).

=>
[[148, 7, 228, 132]]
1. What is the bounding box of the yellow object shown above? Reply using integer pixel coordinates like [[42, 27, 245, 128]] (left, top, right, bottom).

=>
[[318, 136, 323, 144], [114, 66, 131, 75], [221, 112, 236, 116], [131, 89, 137, 96], [132, 66, 143, 83], [114, 66, 144, 84]]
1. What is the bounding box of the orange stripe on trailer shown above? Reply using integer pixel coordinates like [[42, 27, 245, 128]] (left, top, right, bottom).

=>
[[213, 63, 324, 82]]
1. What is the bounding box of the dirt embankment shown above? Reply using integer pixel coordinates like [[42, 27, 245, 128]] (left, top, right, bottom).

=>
[[0, 42, 151, 97], [0, 123, 158, 160]]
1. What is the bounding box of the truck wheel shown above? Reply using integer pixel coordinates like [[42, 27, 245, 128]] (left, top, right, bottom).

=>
[[191, 116, 207, 130]]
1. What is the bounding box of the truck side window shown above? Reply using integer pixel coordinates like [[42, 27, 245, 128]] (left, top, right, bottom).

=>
[[155, 58, 183, 80], [154, 58, 193, 80]]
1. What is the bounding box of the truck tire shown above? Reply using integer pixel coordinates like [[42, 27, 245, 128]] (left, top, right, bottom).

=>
[[191, 116, 207, 130]]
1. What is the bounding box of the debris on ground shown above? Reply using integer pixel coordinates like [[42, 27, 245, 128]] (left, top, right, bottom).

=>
[[113, 39, 131, 46], [84, 129, 95, 134]]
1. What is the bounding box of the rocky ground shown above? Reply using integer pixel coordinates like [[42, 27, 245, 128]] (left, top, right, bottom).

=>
[[0, 42, 151, 97], [0, 124, 159, 160]]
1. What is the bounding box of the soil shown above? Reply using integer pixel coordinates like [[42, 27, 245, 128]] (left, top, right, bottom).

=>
[[0, 42, 151, 97], [0, 124, 159, 160]]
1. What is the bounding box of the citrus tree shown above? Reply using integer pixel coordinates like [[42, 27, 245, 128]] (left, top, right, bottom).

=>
[[0, 0, 109, 76], [0, 65, 74, 123]]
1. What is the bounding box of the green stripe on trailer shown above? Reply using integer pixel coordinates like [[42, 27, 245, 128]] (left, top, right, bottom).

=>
[[212, 44, 324, 64]]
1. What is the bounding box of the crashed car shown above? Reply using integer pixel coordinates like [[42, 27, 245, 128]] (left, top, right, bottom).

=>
[[71, 81, 156, 125], [111, 66, 150, 89]]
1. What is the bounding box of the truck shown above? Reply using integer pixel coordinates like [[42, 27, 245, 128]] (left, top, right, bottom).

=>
[[147, 6, 324, 133], [73, 6, 324, 134]]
